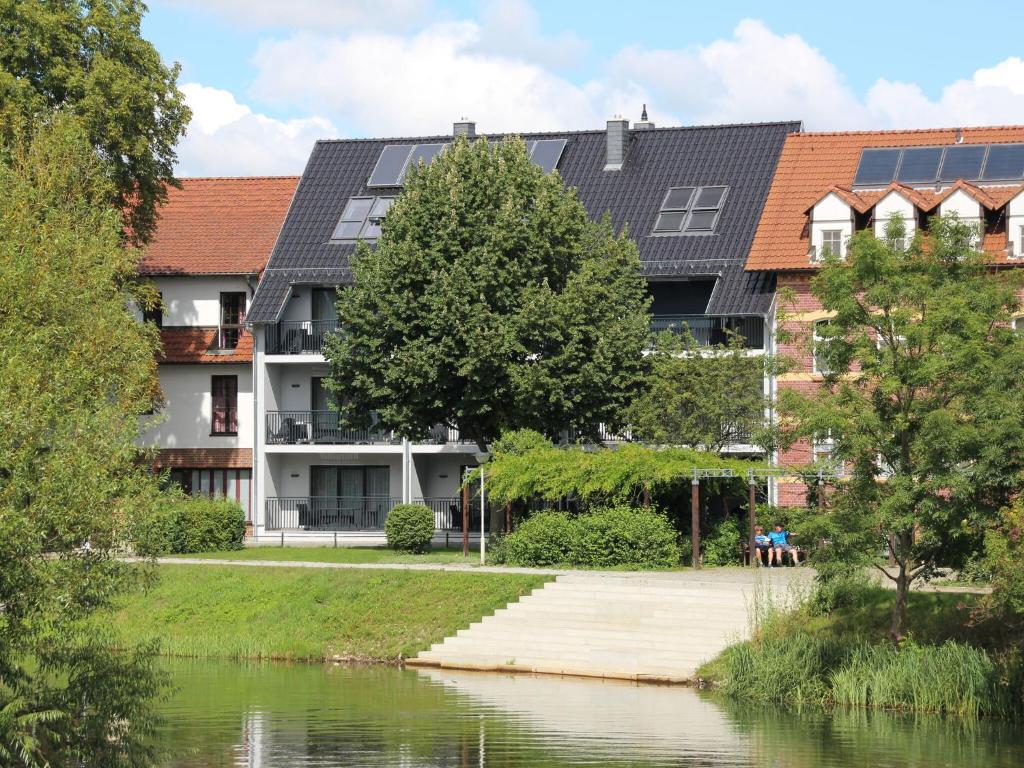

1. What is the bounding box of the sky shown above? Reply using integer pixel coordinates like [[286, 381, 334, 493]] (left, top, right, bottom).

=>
[[143, 0, 1024, 177]]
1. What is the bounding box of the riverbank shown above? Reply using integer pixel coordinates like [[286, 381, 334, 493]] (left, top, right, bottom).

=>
[[698, 586, 1023, 719], [104, 564, 548, 661]]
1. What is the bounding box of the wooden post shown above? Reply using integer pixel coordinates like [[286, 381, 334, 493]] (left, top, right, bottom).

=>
[[641, 485, 651, 507], [816, 472, 826, 509], [691, 476, 701, 569], [748, 479, 757, 568], [505, 502, 512, 533], [461, 484, 470, 556]]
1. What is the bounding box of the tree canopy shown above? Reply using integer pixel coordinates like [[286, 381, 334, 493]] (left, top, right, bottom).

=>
[[0, 0, 190, 243], [628, 330, 770, 453], [777, 215, 1024, 641], [325, 135, 651, 452], [0, 118, 167, 766]]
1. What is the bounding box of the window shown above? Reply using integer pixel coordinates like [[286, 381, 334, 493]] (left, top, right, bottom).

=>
[[169, 468, 251, 521], [821, 230, 843, 258], [1015, 225, 1024, 259], [331, 196, 395, 242], [652, 185, 728, 235], [211, 375, 238, 435], [219, 292, 246, 349], [1014, 317, 1024, 333], [813, 430, 836, 462], [813, 320, 833, 375], [142, 292, 163, 328]]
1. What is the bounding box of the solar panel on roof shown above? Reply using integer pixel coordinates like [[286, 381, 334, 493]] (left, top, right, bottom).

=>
[[368, 145, 413, 186], [530, 138, 567, 173], [938, 145, 986, 182], [400, 143, 447, 181], [896, 147, 942, 183], [853, 148, 901, 186], [981, 143, 1024, 181]]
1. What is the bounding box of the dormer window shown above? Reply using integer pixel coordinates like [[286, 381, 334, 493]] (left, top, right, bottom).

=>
[[331, 196, 395, 242], [653, 185, 728, 235]]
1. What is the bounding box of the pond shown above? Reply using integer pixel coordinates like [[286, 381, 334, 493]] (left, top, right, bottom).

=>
[[158, 660, 1024, 767]]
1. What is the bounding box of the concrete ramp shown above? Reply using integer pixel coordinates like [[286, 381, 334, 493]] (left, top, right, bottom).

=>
[[409, 570, 804, 683]]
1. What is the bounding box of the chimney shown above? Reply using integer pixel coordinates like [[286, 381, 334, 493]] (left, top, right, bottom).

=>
[[454, 118, 476, 138], [604, 116, 630, 171], [633, 103, 655, 131]]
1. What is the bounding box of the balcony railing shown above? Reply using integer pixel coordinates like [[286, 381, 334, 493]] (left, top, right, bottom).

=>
[[649, 315, 764, 349], [265, 495, 493, 532], [266, 411, 396, 445], [266, 319, 337, 355]]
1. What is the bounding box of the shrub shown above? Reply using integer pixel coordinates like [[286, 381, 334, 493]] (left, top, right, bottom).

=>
[[703, 515, 743, 566], [385, 503, 435, 553], [133, 495, 245, 555], [501, 506, 680, 568], [501, 511, 577, 566], [807, 566, 874, 616], [570, 505, 679, 568]]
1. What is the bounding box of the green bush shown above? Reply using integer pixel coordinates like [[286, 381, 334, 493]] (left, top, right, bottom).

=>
[[133, 494, 245, 555], [501, 511, 577, 566], [703, 515, 743, 566], [501, 506, 680, 569], [807, 566, 874, 616], [385, 503, 435, 553]]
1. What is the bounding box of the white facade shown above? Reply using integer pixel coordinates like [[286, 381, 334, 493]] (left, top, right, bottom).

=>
[[1008, 191, 1024, 258], [142, 363, 253, 450], [938, 189, 984, 245], [873, 191, 916, 243], [150, 275, 255, 327], [809, 193, 854, 260]]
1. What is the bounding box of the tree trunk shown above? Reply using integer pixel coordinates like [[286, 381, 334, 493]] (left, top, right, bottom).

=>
[[889, 531, 912, 644]]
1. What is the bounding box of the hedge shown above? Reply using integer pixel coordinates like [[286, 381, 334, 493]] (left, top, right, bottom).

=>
[[135, 495, 246, 555]]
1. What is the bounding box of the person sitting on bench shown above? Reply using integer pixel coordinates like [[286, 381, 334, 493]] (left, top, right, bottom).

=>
[[769, 523, 800, 565], [753, 526, 773, 566]]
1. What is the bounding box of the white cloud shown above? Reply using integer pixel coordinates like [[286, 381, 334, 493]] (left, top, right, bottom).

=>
[[157, 0, 431, 31], [248, 23, 644, 137], [866, 57, 1024, 128], [608, 19, 868, 129], [470, 0, 589, 71], [176, 83, 335, 176]]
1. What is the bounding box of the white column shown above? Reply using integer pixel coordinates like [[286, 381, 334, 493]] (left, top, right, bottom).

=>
[[252, 327, 266, 540], [402, 438, 412, 503]]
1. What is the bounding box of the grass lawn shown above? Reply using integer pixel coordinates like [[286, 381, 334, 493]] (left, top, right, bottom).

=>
[[170, 546, 472, 565], [104, 564, 548, 661]]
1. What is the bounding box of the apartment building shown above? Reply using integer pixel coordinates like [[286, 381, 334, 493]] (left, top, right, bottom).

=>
[[244, 115, 798, 541], [746, 127, 1024, 505], [138, 176, 298, 524]]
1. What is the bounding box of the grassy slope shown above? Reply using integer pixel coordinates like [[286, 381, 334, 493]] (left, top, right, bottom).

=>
[[105, 564, 548, 661], [698, 587, 985, 681], [171, 546, 471, 565]]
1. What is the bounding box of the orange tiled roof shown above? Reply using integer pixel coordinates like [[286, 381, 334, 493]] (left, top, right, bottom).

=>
[[747, 126, 1024, 271], [139, 177, 299, 275], [158, 327, 253, 364], [154, 448, 252, 469]]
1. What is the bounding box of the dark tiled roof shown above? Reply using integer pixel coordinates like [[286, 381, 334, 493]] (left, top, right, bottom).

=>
[[248, 121, 799, 322]]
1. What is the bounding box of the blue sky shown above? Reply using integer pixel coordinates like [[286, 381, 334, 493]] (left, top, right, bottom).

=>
[[144, 0, 1024, 176]]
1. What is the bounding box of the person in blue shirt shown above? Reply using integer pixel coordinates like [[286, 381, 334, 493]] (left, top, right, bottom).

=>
[[753, 525, 773, 566], [769, 524, 800, 565]]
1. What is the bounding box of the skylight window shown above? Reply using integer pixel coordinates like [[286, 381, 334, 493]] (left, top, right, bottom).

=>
[[653, 185, 728, 235], [331, 196, 395, 242]]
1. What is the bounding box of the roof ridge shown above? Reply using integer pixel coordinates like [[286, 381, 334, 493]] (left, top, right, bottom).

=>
[[792, 124, 1024, 139], [173, 175, 302, 182]]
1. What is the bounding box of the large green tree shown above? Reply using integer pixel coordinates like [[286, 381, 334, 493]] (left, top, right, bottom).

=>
[[628, 330, 769, 453], [778, 215, 1024, 642], [326, 135, 651, 454], [0, 119, 167, 766], [0, 0, 190, 243]]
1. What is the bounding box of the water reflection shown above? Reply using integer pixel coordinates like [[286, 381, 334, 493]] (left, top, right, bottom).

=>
[[157, 660, 1024, 767]]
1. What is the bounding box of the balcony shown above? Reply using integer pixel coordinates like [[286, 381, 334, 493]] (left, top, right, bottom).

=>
[[266, 411, 475, 446], [266, 319, 337, 355], [265, 495, 493, 532], [266, 411, 396, 445], [649, 315, 764, 349]]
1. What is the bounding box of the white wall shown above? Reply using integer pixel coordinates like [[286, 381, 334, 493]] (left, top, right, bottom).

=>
[[1008, 192, 1024, 258], [268, 453, 405, 498], [810, 193, 853, 259], [874, 192, 916, 242], [150, 276, 253, 327], [416, 454, 474, 498], [273, 363, 333, 411], [141, 364, 253, 449]]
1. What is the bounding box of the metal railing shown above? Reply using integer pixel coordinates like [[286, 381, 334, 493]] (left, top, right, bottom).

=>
[[265, 496, 402, 530], [649, 315, 764, 349], [265, 495, 492, 532], [266, 411, 396, 445], [266, 319, 337, 354]]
